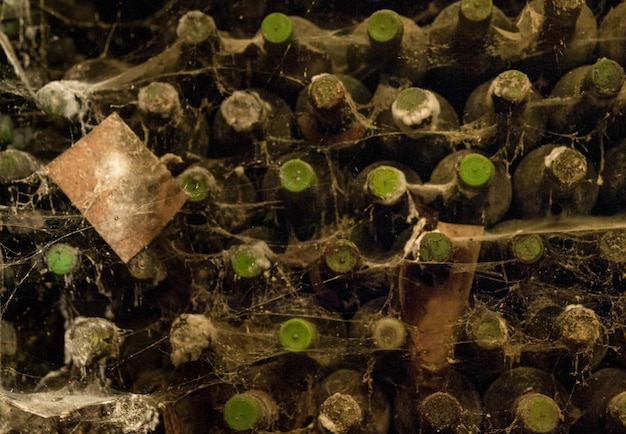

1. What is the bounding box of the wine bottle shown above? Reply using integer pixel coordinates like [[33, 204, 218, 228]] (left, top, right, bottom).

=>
[[514, 0, 598, 82], [411, 150, 512, 227], [482, 367, 570, 434], [598, 2, 626, 68], [343, 9, 429, 85], [375, 85, 460, 180], [570, 367, 626, 434], [512, 144, 599, 218], [547, 57, 625, 140], [462, 69, 546, 160], [295, 73, 371, 147], [314, 368, 391, 434]]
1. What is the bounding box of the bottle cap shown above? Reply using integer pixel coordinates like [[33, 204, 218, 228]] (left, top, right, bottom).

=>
[[555, 304, 601, 352], [261, 12, 294, 44], [544, 146, 587, 189], [318, 393, 363, 434], [128, 248, 166, 283], [415, 231, 454, 262], [544, 0, 584, 23], [391, 87, 441, 133], [372, 317, 407, 350], [230, 244, 270, 278], [46, 243, 80, 275], [308, 74, 347, 113], [585, 57, 625, 98], [138, 82, 182, 120], [466, 310, 509, 350], [0, 149, 35, 182], [366, 165, 407, 205], [35, 80, 81, 119], [490, 70, 532, 112], [511, 233, 544, 263], [457, 153, 495, 189], [176, 10, 217, 44], [177, 166, 217, 202], [607, 391, 626, 429], [460, 0, 493, 22], [515, 393, 561, 433], [419, 392, 463, 431], [220, 90, 267, 133], [279, 159, 317, 193], [224, 393, 263, 431], [279, 318, 315, 352], [323, 239, 360, 274], [367, 9, 403, 43]]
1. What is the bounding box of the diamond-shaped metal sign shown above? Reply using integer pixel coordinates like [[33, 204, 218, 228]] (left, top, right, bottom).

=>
[[46, 112, 188, 262]]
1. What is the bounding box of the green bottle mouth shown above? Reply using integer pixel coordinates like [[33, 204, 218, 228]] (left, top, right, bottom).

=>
[[0, 149, 34, 182], [511, 233, 544, 263], [491, 70, 532, 107], [177, 166, 216, 202], [555, 304, 601, 351], [416, 231, 453, 262], [138, 82, 181, 119], [457, 153, 495, 189], [460, 0, 493, 22], [420, 392, 463, 430], [176, 10, 217, 44], [308, 73, 346, 112], [279, 159, 317, 193], [586, 57, 625, 97], [367, 9, 403, 43], [279, 318, 315, 351], [516, 393, 561, 434], [261, 12, 294, 44], [230, 245, 270, 278], [372, 317, 407, 350], [467, 310, 509, 350], [324, 239, 360, 274], [224, 393, 262, 431], [366, 165, 407, 204], [220, 90, 267, 133], [47, 243, 80, 275], [544, 146, 587, 188]]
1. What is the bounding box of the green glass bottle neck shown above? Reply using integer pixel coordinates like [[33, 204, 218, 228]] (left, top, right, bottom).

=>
[[466, 310, 509, 350], [514, 392, 562, 434], [511, 233, 544, 263], [419, 392, 463, 432], [457, 0, 494, 36], [323, 239, 360, 274], [456, 153, 495, 190], [230, 243, 271, 279], [414, 231, 454, 262], [224, 390, 277, 431], [261, 12, 294, 46], [318, 392, 364, 434], [582, 57, 625, 100], [176, 10, 218, 45], [0, 149, 36, 182], [308, 73, 352, 120], [177, 166, 217, 203], [137, 82, 182, 121], [220, 90, 269, 134], [365, 165, 408, 205], [279, 318, 316, 351], [489, 70, 532, 114], [367, 9, 404, 51], [46, 243, 81, 275], [371, 317, 406, 350], [279, 158, 318, 194], [555, 304, 601, 351], [543, 146, 587, 193], [391, 87, 441, 135]]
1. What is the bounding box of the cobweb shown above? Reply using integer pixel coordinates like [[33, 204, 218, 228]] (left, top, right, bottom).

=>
[[0, 1, 624, 433]]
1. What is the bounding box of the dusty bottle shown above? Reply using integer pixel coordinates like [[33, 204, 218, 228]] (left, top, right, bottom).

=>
[[404, 230, 455, 286], [548, 57, 625, 140], [375, 85, 460, 180], [348, 161, 422, 256], [482, 366, 570, 434], [343, 9, 429, 85], [260, 149, 344, 242], [295, 73, 371, 148], [314, 368, 391, 434], [462, 69, 546, 160], [393, 368, 483, 434], [598, 2, 626, 68], [209, 87, 295, 163], [570, 367, 626, 434], [512, 144, 599, 218], [411, 150, 512, 227], [514, 0, 598, 82], [349, 296, 406, 352]]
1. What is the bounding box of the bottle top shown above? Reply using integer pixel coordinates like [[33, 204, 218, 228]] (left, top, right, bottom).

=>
[[457, 153, 495, 189], [230, 244, 271, 279], [371, 317, 407, 350], [391, 87, 441, 133], [466, 310, 509, 350], [46, 243, 80, 275], [511, 233, 544, 263], [0, 149, 36, 182], [308, 74, 348, 115], [555, 304, 602, 351], [419, 392, 463, 431], [489, 70, 532, 112], [261, 12, 294, 44], [127, 248, 166, 283], [279, 158, 317, 194], [459, 0, 493, 23], [318, 392, 363, 434], [367, 9, 404, 44], [220, 90, 268, 134], [177, 166, 217, 203], [607, 391, 626, 430], [137, 82, 182, 120], [543, 146, 587, 189], [224, 393, 266, 431], [514, 392, 562, 434], [176, 10, 217, 44], [365, 165, 408, 205], [279, 318, 316, 352], [323, 239, 360, 274], [35, 80, 81, 119], [414, 231, 454, 262], [583, 58, 625, 98]]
